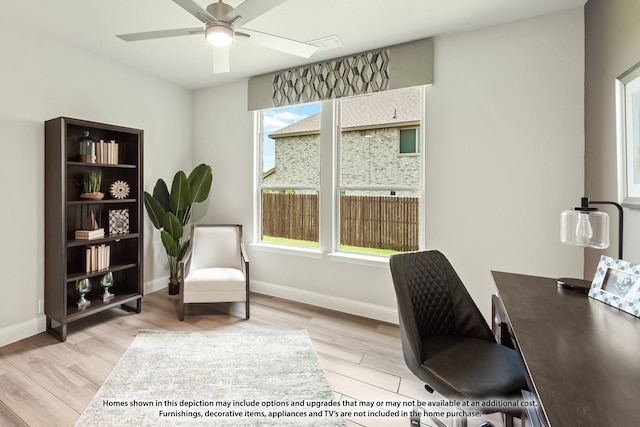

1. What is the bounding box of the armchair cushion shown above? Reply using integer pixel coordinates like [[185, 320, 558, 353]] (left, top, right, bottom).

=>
[[184, 267, 247, 303]]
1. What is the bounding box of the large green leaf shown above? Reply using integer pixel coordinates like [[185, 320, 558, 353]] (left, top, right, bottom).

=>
[[177, 237, 190, 262], [152, 179, 170, 213], [188, 164, 213, 203], [170, 171, 191, 221], [143, 191, 166, 229], [163, 212, 184, 241], [160, 229, 177, 253]]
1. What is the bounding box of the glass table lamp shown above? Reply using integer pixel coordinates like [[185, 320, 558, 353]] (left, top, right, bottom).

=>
[[558, 197, 623, 293]]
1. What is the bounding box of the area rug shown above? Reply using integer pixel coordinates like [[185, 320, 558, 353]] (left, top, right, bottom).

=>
[[75, 330, 344, 426]]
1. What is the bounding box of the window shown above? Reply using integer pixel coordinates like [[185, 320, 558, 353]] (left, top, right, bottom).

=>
[[338, 87, 423, 255], [258, 103, 321, 248], [399, 128, 420, 154], [256, 87, 424, 257]]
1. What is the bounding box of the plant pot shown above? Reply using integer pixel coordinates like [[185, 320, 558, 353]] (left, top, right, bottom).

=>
[[80, 192, 105, 200], [168, 282, 180, 295]]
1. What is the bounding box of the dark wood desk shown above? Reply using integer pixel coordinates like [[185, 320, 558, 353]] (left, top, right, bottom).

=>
[[492, 271, 640, 427]]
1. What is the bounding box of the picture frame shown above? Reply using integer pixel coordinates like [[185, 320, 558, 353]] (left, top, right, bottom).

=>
[[589, 255, 640, 317], [616, 61, 640, 208], [108, 209, 129, 235]]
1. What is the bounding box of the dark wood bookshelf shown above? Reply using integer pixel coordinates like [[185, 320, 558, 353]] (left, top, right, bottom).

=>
[[45, 117, 144, 341]]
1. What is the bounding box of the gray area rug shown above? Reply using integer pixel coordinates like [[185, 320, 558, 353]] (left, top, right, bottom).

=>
[[75, 329, 344, 426]]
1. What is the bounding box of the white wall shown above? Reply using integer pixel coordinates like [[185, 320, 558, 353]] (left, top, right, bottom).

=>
[[426, 8, 585, 315], [192, 8, 586, 322], [0, 21, 193, 346], [585, 0, 640, 274], [193, 81, 255, 228]]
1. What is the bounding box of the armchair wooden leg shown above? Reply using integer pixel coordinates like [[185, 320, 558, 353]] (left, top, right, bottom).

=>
[[245, 298, 250, 319], [178, 299, 185, 321]]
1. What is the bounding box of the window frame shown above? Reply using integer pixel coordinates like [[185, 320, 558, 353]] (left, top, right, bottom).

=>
[[254, 104, 322, 251], [254, 88, 426, 261], [334, 88, 425, 257], [399, 127, 421, 155]]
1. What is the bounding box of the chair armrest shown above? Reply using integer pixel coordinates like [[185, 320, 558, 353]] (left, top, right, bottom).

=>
[[179, 246, 193, 284], [240, 240, 249, 274]]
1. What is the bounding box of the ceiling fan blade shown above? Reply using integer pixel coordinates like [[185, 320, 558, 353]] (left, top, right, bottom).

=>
[[116, 27, 204, 42], [223, 0, 287, 26], [212, 46, 230, 74], [173, 0, 216, 24], [239, 28, 318, 58]]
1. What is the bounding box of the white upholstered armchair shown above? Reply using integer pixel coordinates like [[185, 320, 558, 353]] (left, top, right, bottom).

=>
[[178, 224, 249, 321]]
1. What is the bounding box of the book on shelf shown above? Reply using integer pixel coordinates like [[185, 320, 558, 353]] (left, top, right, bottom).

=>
[[85, 244, 111, 273], [75, 228, 105, 240], [96, 139, 119, 164]]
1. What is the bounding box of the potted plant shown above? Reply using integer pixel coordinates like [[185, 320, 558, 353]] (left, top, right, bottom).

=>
[[79, 172, 104, 200], [144, 163, 212, 295]]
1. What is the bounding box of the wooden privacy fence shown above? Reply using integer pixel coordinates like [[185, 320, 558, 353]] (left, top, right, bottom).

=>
[[341, 195, 419, 251], [262, 192, 319, 242], [262, 192, 419, 251]]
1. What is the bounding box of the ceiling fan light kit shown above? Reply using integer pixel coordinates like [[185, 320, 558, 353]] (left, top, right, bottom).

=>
[[116, 0, 321, 74], [206, 22, 234, 46]]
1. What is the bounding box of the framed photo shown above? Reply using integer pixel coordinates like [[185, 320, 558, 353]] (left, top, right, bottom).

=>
[[589, 255, 640, 317], [616, 61, 640, 208], [108, 209, 129, 235]]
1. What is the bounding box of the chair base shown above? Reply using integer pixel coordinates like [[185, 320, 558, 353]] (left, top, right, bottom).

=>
[[410, 417, 495, 427], [409, 405, 508, 427], [409, 406, 448, 427], [178, 300, 250, 321]]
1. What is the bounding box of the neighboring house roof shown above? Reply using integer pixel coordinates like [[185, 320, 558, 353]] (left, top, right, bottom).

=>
[[262, 167, 275, 179], [269, 87, 421, 138], [269, 114, 320, 138]]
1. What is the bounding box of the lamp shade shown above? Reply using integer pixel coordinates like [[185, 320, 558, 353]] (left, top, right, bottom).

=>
[[560, 209, 609, 249], [205, 23, 234, 46]]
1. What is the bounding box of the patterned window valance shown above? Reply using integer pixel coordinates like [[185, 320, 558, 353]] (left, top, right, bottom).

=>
[[248, 37, 433, 110], [272, 50, 390, 107]]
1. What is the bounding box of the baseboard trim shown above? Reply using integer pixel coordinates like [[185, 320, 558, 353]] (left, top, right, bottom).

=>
[[251, 280, 398, 324], [0, 316, 46, 347], [1, 277, 169, 347], [145, 275, 169, 294], [0, 278, 397, 347]]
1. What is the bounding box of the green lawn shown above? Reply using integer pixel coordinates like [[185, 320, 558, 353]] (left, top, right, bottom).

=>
[[262, 236, 399, 256], [262, 236, 319, 248]]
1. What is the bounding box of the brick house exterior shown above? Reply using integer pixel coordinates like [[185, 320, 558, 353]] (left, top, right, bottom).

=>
[[263, 87, 421, 190]]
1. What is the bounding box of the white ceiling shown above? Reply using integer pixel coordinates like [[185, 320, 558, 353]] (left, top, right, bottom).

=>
[[0, 0, 586, 90]]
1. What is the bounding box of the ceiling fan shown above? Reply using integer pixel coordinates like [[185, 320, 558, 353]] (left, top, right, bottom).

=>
[[116, 0, 318, 73]]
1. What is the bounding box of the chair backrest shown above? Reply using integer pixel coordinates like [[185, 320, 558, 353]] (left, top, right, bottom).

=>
[[389, 250, 494, 365], [189, 224, 243, 271]]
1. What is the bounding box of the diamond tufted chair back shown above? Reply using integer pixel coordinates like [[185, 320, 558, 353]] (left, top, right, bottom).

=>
[[390, 250, 495, 376]]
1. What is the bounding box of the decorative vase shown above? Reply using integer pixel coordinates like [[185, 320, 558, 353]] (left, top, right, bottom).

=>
[[78, 130, 96, 163], [100, 272, 114, 302], [74, 278, 92, 308]]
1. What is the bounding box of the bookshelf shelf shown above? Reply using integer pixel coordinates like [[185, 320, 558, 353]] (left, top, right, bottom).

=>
[[66, 199, 137, 206], [66, 263, 138, 282], [67, 232, 140, 247], [45, 117, 144, 342]]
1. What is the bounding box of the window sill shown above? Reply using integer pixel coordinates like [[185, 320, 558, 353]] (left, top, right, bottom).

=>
[[327, 251, 390, 268], [249, 243, 392, 267], [250, 242, 324, 259]]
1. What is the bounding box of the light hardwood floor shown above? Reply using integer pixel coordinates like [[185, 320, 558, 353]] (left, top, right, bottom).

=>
[[0, 291, 504, 427]]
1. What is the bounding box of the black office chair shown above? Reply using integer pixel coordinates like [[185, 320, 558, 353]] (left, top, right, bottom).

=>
[[389, 250, 528, 427]]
